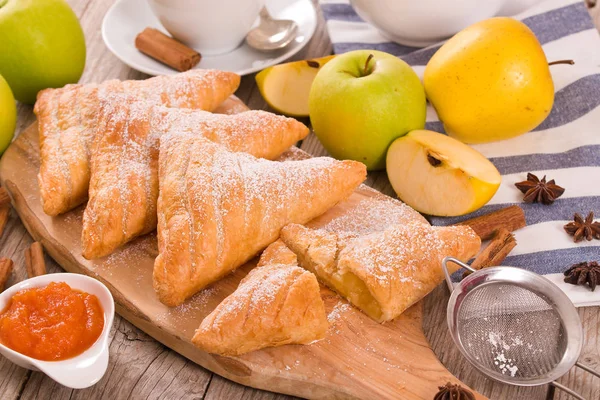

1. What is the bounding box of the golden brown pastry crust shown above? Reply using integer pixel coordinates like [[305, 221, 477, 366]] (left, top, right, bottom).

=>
[[34, 70, 240, 216], [81, 100, 308, 259], [257, 240, 298, 267], [281, 221, 480, 322], [154, 136, 366, 306], [192, 261, 327, 356]]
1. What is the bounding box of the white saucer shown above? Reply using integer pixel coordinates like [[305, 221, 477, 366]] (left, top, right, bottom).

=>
[[102, 0, 317, 76]]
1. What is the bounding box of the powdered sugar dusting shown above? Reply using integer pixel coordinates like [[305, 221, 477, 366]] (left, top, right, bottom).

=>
[[488, 332, 521, 377], [327, 301, 352, 334], [196, 263, 325, 347], [37, 70, 236, 215], [342, 223, 437, 286], [213, 265, 296, 322], [322, 197, 427, 236], [84, 100, 306, 256], [163, 133, 362, 284], [155, 287, 218, 327], [101, 234, 158, 273]]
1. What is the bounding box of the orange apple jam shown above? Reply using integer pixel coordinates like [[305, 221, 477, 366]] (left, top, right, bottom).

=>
[[0, 282, 104, 361]]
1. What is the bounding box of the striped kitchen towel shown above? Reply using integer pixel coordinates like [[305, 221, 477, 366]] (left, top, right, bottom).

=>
[[321, 0, 600, 306]]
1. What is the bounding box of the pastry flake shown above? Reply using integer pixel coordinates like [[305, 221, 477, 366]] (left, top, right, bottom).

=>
[[192, 261, 327, 356], [281, 221, 481, 322], [34, 69, 240, 216], [154, 136, 366, 306], [82, 100, 309, 259]]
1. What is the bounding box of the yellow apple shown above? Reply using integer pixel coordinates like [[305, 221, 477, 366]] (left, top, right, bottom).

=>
[[386, 130, 501, 216], [424, 17, 554, 143], [0, 74, 16, 155], [255, 55, 335, 117]]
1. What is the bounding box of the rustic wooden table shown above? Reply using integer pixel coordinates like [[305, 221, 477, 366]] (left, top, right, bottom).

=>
[[0, 1, 598, 399]]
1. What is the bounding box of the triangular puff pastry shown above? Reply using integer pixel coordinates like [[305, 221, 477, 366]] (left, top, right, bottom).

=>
[[257, 240, 298, 268], [154, 136, 366, 306], [192, 257, 328, 356], [281, 221, 480, 322], [81, 100, 309, 259], [34, 69, 240, 216]]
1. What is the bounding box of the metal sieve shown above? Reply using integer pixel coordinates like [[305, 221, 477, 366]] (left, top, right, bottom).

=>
[[441, 257, 600, 400]]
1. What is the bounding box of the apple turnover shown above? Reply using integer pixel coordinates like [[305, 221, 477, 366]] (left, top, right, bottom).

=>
[[82, 100, 309, 259], [257, 240, 298, 267], [192, 257, 327, 356], [34, 69, 240, 216], [154, 136, 366, 306], [281, 221, 480, 322]]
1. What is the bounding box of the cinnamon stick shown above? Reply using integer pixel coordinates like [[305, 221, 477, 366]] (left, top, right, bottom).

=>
[[25, 242, 46, 278], [456, 205, 526, 240], [0, 205, 9, 239], [0, 187, 10, 209], [464, 228, 517, 278], [0, 258, 13, 292], [135, 28, 201, 72], [470, 228, 517, 271]]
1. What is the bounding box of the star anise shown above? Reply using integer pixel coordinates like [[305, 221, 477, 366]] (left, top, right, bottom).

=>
[[564, 261, 600, 291], [433, 383, 475, 400], [514, 173, 565, 205], [564, 212, 600, 242]]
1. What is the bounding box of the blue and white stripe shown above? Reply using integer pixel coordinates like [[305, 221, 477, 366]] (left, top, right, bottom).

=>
[[320, 0, 600, 304]]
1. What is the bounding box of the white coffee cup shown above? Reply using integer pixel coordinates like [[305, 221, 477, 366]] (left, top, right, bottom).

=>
[[148, 0, 265, 55]]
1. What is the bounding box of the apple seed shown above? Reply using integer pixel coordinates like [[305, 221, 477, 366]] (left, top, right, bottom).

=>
[[306, 60, 320, 68], [427, 153, 442, 167]]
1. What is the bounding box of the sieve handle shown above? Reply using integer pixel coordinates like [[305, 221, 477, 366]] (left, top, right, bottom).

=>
[[441, 257, 476, 293], [551, 381, 585, 400], [550, 362, 600, 400], [575, 361, 600, 379]]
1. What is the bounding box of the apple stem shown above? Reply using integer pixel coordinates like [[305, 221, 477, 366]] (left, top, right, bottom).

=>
[[548, 59, 575, 66], [363, 54, 374, 76], [0, 0, 7, 8], [427, 154, 442, 167]]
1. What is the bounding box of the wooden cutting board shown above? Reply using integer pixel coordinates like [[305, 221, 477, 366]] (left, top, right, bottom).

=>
[[0, 97, 485, 400]]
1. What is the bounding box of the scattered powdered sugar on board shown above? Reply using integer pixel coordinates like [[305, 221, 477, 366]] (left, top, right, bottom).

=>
[[328, 301, 352, 324], [155, 287, 218, 327], [276, 146, 311, 162], [322, 197, 426, 236], [100, 234, 158, 274]]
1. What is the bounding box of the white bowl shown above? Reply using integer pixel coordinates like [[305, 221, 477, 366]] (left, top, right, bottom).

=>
[[498, 0, 539, 16], [0, 273, 114, 389], [349, 0, 506, 47]]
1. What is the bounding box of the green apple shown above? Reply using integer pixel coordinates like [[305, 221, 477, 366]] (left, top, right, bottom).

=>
[[308, 50, 426, 170], [0, 0, 86, 104], [0, 74, 16, 154]]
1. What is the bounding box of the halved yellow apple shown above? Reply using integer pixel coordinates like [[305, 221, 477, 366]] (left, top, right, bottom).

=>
[[255, 55, 335, 117], [386, 130, 501, 216]]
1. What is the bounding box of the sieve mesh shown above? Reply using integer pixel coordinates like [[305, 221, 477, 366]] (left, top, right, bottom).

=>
[[456, 282, 567, 382]]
